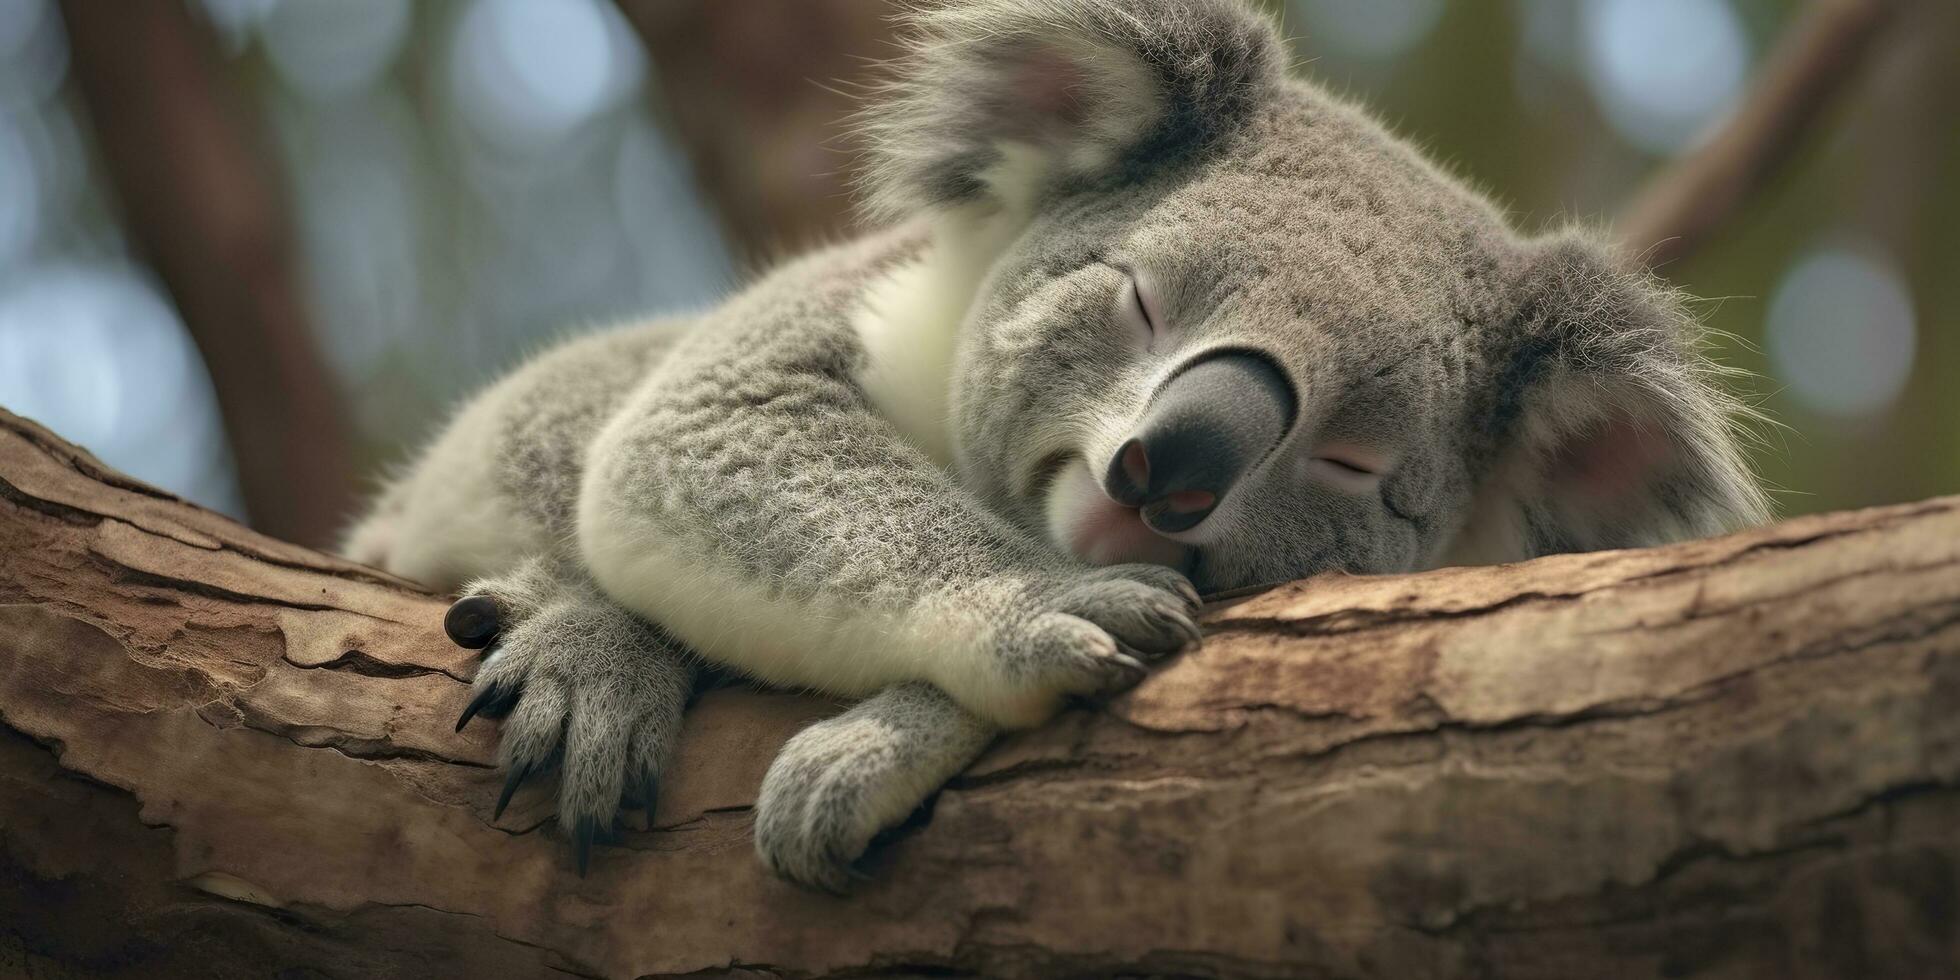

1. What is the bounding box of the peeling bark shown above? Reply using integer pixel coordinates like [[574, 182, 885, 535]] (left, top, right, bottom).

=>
[[1, 407, 1955, 979]]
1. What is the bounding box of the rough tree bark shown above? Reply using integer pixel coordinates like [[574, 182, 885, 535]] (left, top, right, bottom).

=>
[[4, 385, 1958, 980]]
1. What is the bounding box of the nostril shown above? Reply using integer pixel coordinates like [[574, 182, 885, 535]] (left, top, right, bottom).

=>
[[1142, 496, 1214, 533], [1104, 438, 1151, 506], [1122, 441, 1151, 491], [1165, 489, 1214, 513]]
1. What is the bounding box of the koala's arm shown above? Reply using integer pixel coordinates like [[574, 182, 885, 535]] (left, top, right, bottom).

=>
[[574, 264, 1198, 730]]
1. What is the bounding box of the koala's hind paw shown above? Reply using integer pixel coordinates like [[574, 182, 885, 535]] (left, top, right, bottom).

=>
[[447, 568, 693, 875], [753, 720, 893, 894], [755, 683, 994, 894]]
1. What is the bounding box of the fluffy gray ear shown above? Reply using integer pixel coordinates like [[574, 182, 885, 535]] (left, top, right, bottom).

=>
[[1453, 237, 1772, 564], [858, 0, 1284, 221]]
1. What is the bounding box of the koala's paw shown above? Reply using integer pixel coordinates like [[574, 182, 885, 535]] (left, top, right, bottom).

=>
[[754, 714, 931, 894], [448, 570, 690, 875], [981, 564, 1203, 725]]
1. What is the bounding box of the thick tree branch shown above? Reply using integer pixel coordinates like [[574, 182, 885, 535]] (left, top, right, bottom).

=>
[[2, 407, 1955, 978], [1617, 0, 1905, 267]]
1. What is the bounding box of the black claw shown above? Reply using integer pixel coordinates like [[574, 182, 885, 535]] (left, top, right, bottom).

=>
[[640, 772, 661, 816], [455, 673, 523, 732], [455, 684, 494, 732], [444, 595, 503, 650], [573, 815, 598, 877], [493, 761, 534, 820], [455, 681, 508, 732]]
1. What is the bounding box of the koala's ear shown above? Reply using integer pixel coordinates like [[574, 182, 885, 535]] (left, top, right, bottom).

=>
[[1455, 238, 1772, 563], [858, 0, 1284, 221]]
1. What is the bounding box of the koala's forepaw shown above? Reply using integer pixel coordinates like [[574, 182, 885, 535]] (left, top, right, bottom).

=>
[[448, 572, 689, 875], [1058, 564, 1203, 661], [998, 564, 1202, 716]]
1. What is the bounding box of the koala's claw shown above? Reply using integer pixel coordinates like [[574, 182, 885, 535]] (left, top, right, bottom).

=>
[[624, 771, 660, 813], [493, 760, 534, 820], [444, 594, 504, 649], [573, 815, 599, 877], [454, 673, 521, 731]]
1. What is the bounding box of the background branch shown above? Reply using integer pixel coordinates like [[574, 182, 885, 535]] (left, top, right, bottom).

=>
[[1616, 0, 1906, 267], [611, 0, 899, 264], [57, 0, 355, 548]]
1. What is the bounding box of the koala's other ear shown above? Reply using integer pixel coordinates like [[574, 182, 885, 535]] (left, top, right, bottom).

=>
[[1457, 237, 1772, 563], [858, 0, 1284, 221]]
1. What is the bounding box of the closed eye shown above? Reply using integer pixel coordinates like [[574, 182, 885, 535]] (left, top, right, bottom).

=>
[[1315, 456, 1375, 476], [1303, 445, 1390, 492], [1120, 271, 1165, 349]]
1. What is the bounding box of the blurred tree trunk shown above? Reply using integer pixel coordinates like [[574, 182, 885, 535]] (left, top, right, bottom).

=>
[[5, 411, 1958, 979], [612, 0, 900, 262], [57, 0, 355, 549]]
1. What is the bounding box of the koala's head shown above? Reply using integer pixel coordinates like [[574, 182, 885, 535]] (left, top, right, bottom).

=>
[[863, 0, 1770, 594]]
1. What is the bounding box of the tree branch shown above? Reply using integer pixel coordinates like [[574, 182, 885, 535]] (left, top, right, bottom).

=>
[[1617, 0, 1905, 267], [3, 407, 1956, 977]]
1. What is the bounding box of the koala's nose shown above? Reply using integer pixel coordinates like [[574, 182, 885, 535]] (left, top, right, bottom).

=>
[[1103, 352, 1294, 533]]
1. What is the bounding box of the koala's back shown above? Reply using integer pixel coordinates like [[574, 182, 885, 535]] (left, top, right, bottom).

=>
[[344, 317, 694, 590]]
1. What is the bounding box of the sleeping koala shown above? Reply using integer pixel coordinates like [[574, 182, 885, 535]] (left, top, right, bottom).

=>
[[342, 0, 1768, 890]]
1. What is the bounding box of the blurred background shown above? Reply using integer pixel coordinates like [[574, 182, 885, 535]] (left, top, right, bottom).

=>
[[0, 0, 1953, 548]]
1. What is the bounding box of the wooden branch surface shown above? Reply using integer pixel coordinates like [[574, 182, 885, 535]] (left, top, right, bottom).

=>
[[2, 407, 1956, 979]]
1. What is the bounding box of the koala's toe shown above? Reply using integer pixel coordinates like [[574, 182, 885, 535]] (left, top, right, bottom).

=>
[[444, 594, 504, 649], [495, 675, 568, 784], [557, 689, 633, 856], [1025, 612, 1149, 697], [1091, 563, 1202, 609], [1056, 578, 1203, 661]]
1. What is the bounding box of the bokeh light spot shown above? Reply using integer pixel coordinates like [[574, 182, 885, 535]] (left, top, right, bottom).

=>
[[0, 112, 40, 264], [1582, 0, 1748, 155], [261, 0, 412, 101], [0, 262, 242, 514], [448, 0, 642, 153], [1766, 244, 1918, 421]]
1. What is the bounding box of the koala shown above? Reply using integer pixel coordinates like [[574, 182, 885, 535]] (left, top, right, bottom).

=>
[[342, 0, 1769, 891]]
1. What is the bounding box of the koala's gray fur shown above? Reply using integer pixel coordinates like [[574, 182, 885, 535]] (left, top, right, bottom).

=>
[[344, 0, 1769, 890]]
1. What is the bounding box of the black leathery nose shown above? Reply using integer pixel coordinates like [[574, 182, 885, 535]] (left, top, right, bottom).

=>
[[1103, 352, 1294, 532], [444, 595, 503, 649]]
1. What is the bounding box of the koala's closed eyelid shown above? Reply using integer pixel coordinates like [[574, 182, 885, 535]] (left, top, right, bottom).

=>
[[1114, 266, 1167, 349], [1300, 441, 1397, 498]]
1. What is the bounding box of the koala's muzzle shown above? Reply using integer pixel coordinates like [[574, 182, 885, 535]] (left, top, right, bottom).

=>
[[1103, 352, 1294, 533]]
